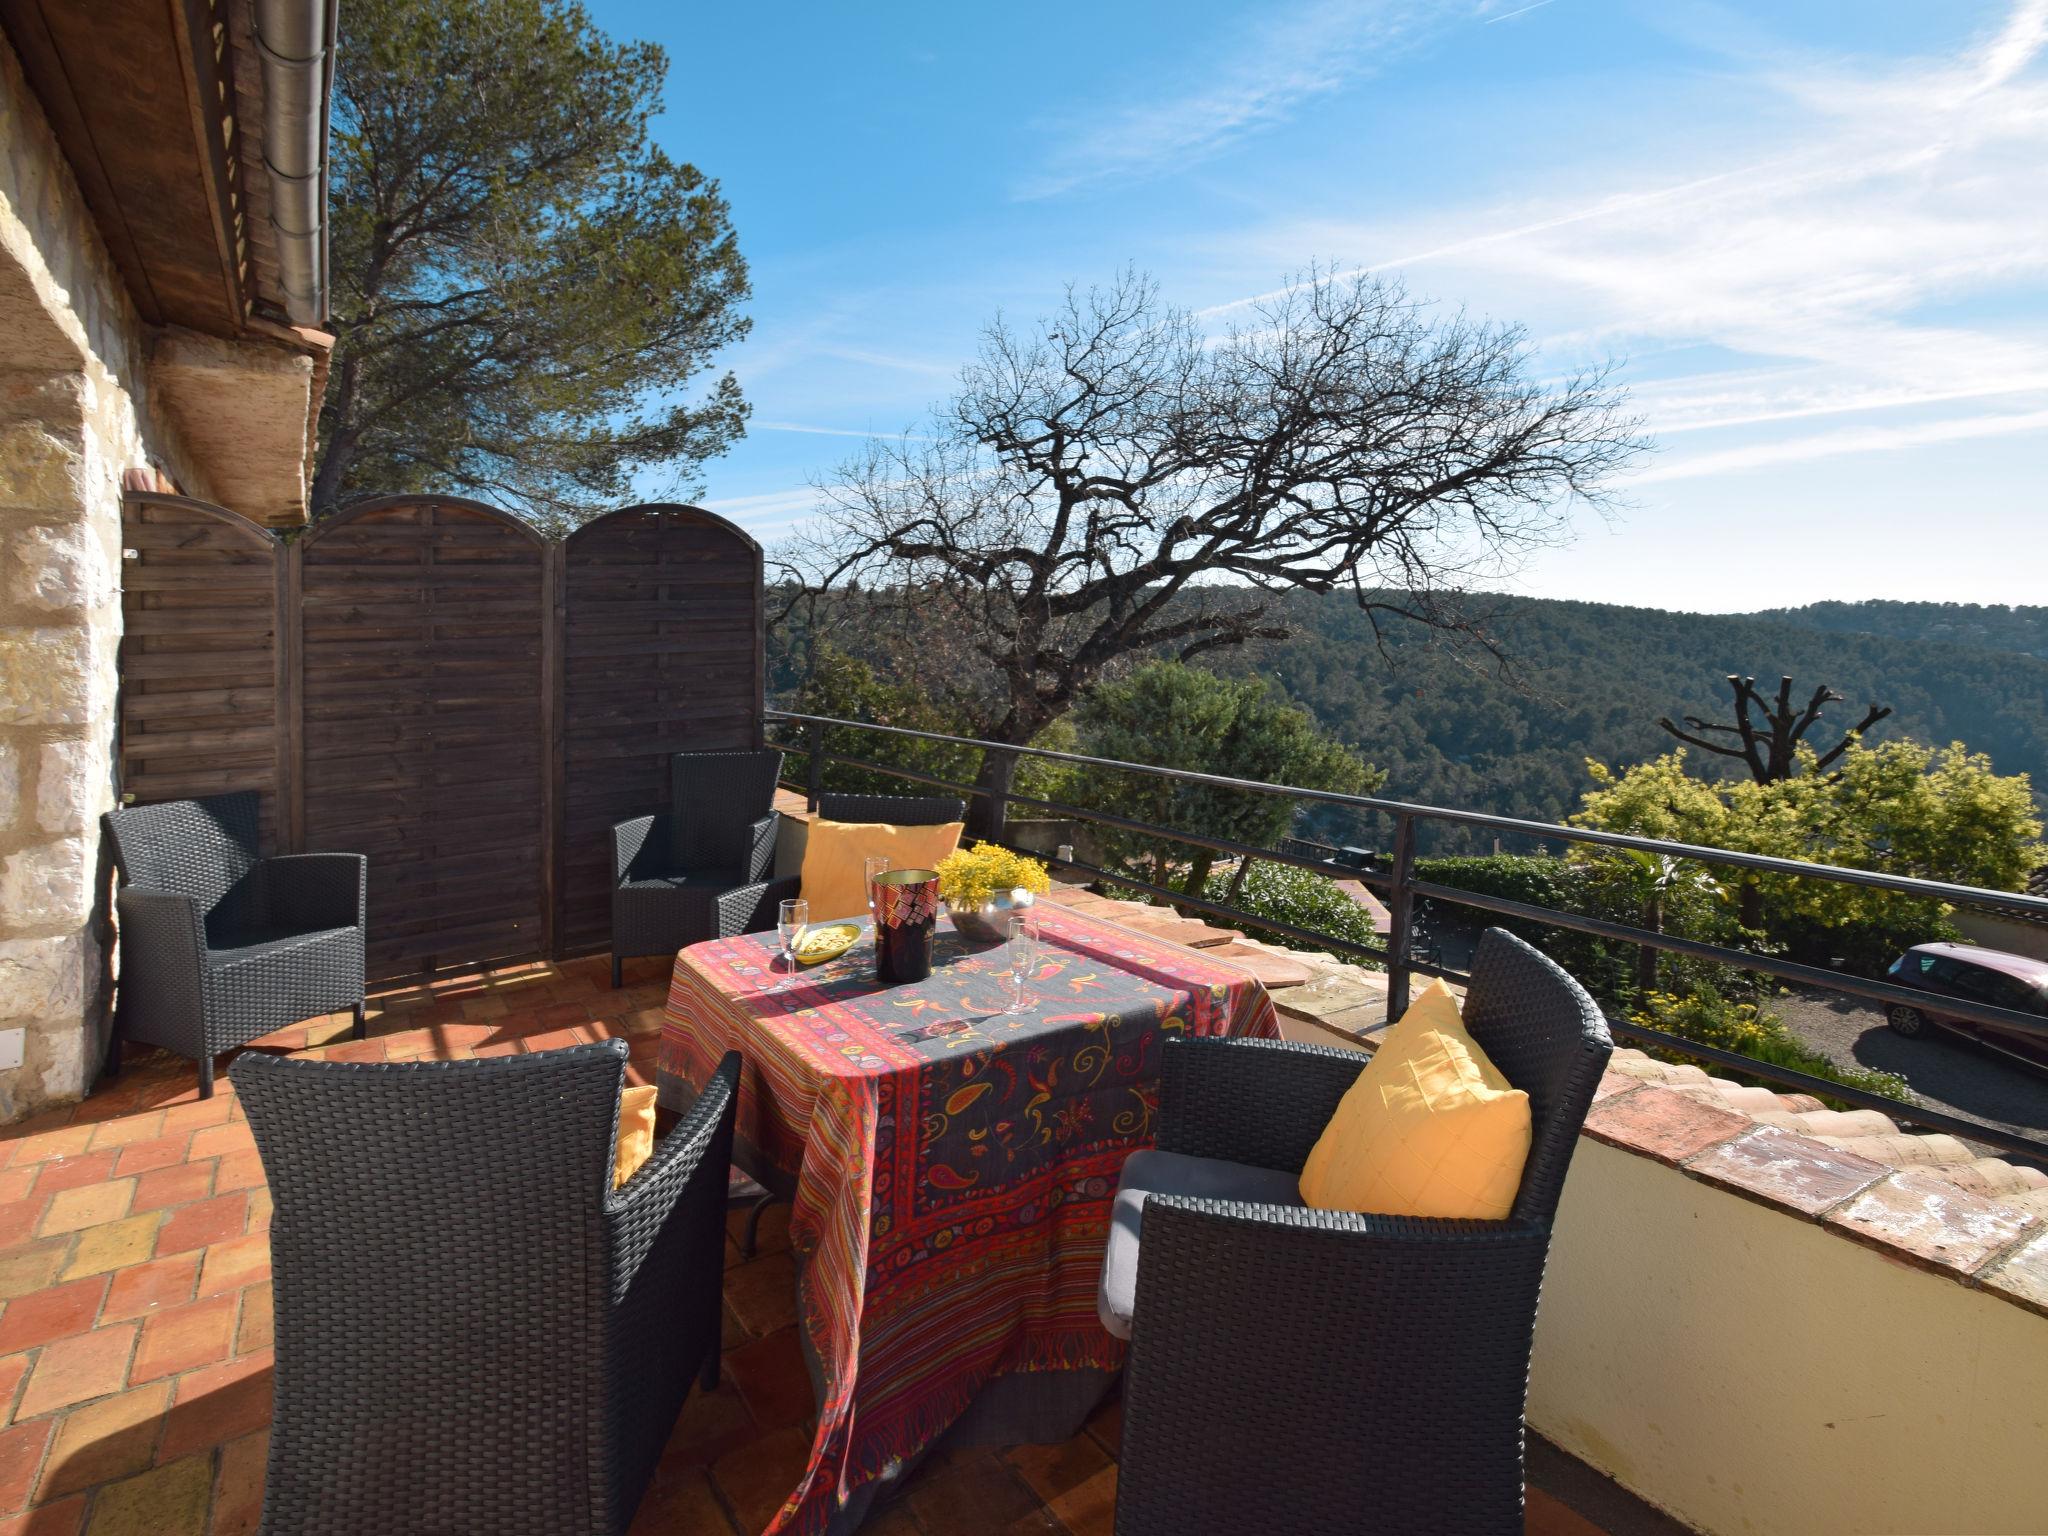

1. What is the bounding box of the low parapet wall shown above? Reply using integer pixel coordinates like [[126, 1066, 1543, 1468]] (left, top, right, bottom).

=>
[[1531, 1078, 2048, 1536]]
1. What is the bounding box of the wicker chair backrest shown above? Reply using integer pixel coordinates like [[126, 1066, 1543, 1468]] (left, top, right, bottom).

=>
[[816, 793, 967, 827], [233, 1042, 628, 1526], [104, 791, 261, 913], [1459, 927, 1614, 1227], [669, 749, 785, 870]]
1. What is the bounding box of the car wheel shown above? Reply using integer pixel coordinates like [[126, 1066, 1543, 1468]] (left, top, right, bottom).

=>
[[1886, 1003, 1929, 1039]]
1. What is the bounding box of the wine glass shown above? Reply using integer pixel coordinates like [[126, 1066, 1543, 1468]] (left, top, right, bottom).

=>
[[777, 898, 809, 986], [1003, 914, 1037, 1015], [863, 855, 891, 925]]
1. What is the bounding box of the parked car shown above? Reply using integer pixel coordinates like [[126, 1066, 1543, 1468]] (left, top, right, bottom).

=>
[[1885, 942, 2048, 1071]]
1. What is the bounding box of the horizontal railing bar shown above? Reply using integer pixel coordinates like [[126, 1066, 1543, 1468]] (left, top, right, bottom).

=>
[[1039, 851, 1393, 967], [776, 738, 1395, 887], [1409, 879, 2048, 1040], [768, 710, 2048, 919], [775, 711, 2048, 1156], [766, 743, 1393, 963], [767, 746, 981, 802]]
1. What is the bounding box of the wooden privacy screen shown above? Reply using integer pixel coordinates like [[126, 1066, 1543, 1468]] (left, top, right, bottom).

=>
[[116, 492, 765, 984], [557, 506, 763, 958], [296, 499, 550, 981], [117, 495, 288, 850]]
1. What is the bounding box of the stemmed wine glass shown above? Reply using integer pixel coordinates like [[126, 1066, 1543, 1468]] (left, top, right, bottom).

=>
[[1003, 914, 1037, 1016], [863, 856, 891, 927], [776, 898, 809, 987]]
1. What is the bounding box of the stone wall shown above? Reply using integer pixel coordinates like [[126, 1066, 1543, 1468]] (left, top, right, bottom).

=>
[[0, 35, 212, 1121]]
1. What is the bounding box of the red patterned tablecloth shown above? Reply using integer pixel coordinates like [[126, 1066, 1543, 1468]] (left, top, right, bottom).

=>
[[660, 902, 1278, 1535]]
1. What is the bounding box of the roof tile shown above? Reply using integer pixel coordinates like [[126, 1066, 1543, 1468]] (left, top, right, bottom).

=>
[[1584, 1084, 1748, 1167], [1825, 1169, 2039, 1277], [1681, 1125, 1889, 1218]]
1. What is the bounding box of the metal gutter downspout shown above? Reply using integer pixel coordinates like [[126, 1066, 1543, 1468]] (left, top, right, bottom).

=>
[[252, 0, 336, 326]]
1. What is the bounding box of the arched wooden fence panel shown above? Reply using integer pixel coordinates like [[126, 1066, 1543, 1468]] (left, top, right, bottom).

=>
[[557, 504, 764, 957], [295, 497, 552, 981], [115, 492, 764, 986], [118, 493, 287, 849]]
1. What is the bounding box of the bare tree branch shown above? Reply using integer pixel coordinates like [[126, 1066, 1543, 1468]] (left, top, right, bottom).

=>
[[1661, 674, 1894, 782], [778, 266, 1649, 754]]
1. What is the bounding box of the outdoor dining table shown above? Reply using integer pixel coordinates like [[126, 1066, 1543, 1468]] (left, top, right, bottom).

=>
[[658, 900, 1279, 1535]]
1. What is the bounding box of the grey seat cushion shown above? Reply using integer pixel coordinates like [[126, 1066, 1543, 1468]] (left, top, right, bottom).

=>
[[1097, 1148, 1305, 1340]]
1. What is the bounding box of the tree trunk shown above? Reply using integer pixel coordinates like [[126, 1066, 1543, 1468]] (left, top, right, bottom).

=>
[[968, 747, 1017, 842], [1179, 849, 1216, 910], [1738, 879, 1763, 932]]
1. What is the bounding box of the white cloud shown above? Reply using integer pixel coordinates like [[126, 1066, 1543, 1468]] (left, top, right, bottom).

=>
[[1203, 1, 2048, 469], [815, 347, 958, 379], [700, 486, 821, 540], [1015, 0, 1449, 201], [1483, 0, 1558, 24], [752, 421, 936, 442], [1631, 403, 2048, 483]]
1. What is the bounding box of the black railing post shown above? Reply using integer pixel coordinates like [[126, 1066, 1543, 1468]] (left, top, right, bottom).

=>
[[971, 746, 1017, 842], [1385, 812, 1417, 1022], [804, 719, 825, 811]]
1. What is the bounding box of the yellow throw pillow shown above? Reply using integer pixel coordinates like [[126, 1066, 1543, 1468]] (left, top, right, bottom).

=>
[[614, 1085, 658, 1189], [797, 818, 965, 922], [1297, 978, 1531, 1220]]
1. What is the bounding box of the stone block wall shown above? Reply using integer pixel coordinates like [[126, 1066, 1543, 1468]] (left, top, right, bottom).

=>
[[0, 35, 211, 1121]]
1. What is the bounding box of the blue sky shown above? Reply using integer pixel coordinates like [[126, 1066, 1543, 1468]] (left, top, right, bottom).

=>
[[607, 0, 2048, 611]]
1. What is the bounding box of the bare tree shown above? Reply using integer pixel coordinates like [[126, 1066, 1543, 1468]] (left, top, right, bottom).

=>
[[779, 268, 1647, 803], [1658, 675, 1893, 784]]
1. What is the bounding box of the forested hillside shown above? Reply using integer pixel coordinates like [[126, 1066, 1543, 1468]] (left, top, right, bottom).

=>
[[770, 593, 2048, 854], [1201, 594, 2048, 849], [1750, 601, 2048, 659]]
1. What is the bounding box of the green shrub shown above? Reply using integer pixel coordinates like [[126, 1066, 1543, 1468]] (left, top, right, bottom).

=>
[[1412, 852, 1760, 1006], [1628, 985, 1911, 1106], [1201, 861, 1384, 963]]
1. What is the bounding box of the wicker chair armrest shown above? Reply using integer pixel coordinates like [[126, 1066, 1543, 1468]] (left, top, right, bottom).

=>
[[1154, 1035, 1368, 1173], [259, 852, 367, 932], [745, 813, 780, 882], [612, 814, 672, 883], [114, 887, 209, 1018], [604, 1051, 740, 1288], [747, 874, 801, 930], [1139, 1193, 1550, 1281]]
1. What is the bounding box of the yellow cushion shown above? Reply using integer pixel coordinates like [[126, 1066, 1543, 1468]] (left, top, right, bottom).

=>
[[1297, 978, 1531, 1219], [614, 1085, 658, 1189], [797, 818, 964, 922]]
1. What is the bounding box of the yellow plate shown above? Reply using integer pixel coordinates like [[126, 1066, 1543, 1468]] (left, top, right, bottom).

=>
[[794, 922, 861, 965]]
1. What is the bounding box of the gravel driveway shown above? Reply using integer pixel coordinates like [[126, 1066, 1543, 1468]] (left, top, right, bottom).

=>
[[1771, 986, 2048, 1161]]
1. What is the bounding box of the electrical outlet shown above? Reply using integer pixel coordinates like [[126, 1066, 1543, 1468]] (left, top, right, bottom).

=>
[[0, 1029, 22, 1071]]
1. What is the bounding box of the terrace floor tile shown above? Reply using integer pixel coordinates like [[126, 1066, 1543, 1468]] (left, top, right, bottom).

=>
[[16, 1325, 135, 1420], [0, 955, 1649, 1535]]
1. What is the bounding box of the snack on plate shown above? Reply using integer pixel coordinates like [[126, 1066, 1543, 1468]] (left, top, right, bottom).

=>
[[794, 922, 861, 965]]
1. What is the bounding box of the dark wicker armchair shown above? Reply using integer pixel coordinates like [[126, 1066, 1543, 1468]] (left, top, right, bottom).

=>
[[1100, 928, 1613, 1536], [103, 791, 366, 1097], [610, 748, 786, 987], [232, 1040, 740, 1536]]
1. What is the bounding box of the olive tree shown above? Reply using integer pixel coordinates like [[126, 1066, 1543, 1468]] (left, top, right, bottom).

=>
[[779, 267, 1646, 805]]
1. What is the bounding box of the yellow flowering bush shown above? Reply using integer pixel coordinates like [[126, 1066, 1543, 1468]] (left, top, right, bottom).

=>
[[936, 842, 1051, 912]]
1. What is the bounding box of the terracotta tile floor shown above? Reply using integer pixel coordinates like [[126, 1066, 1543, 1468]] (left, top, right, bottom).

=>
[[0, 955, 1625, 1536]]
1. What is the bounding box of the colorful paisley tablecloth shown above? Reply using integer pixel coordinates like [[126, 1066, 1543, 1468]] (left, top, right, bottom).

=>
[[659, 902, 1278, 1535]]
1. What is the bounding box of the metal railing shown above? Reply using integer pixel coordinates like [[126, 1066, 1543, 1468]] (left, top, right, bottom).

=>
[[766, 708, 2048, 1161]]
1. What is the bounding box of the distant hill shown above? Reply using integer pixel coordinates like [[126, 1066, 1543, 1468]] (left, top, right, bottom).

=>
[[1751, 601, 2048, 660], [1200, 593, 2048, 852], [770, 591, 2048, 856]]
